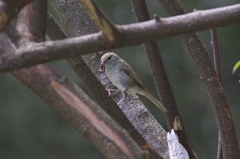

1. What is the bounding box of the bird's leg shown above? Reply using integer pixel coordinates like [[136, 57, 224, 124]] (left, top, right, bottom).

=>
[[106, 89, 122, 97], [117, 91, 127, 105], [106, 89, 127, 105]]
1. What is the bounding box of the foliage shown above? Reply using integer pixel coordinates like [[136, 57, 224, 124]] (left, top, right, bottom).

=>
[[232, 61, 240, 74]]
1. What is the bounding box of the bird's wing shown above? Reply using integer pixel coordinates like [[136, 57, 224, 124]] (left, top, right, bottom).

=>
[[121, 61, 145, 90]]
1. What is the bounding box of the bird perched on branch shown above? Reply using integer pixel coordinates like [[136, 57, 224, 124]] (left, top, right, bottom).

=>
[[100, 52, 167, 112]]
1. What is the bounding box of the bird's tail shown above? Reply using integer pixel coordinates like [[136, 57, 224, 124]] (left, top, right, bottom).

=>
[[140, 90, 167, 112]]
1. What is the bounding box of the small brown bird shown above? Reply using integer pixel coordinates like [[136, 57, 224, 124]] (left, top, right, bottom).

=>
[[100, 52, 167, 112]]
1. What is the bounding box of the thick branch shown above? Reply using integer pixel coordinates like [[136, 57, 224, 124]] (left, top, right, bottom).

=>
[[159, 0, 240, 158], [1, 3, 240, 73], [130, 0, 196, 158]]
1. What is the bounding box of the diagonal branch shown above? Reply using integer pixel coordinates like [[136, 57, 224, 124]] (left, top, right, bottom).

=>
[[76, 0, 119, 41], [1, 3, 240, 73], [158, 0, 240, 158], [130, 0, 197, 158]]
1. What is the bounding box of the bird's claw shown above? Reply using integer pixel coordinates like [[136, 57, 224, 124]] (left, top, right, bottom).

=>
[[97, 69, 104, 73], [105, 89, 126, 105], [117, 96, 125, 105], [106, 89, 112, 97]]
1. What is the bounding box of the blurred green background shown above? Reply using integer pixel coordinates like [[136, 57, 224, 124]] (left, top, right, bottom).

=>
[[1, 0, 240, 158]]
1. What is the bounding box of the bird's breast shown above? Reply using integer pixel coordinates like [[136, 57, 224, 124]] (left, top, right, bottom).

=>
[[105, 65, 134, 93]]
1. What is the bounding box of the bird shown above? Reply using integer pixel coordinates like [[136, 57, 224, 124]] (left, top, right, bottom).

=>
[[100, 52, 167, 112]]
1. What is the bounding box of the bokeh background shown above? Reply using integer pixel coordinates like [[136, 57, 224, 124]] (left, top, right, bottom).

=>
[[1, 0, 240, 158]]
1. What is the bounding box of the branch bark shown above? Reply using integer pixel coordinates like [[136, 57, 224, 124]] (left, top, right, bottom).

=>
[[0, 0, 33, 31], [211, 28, 221, 81], [210, 28, 223, 159], [130, 0, 197, 158], [76, 0, 119, 41], [0, 3, 240, 73], [158, 0, 240, 158], [2, 1, 147, 159]]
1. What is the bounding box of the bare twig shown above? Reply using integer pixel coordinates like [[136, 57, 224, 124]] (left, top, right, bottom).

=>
[[130, 0, 196, 158], [210, 28, 223, 159], [158, 0, 240, 158], [1, 3, 240, 73]]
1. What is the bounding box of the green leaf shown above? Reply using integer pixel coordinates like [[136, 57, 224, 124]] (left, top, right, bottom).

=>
[[232, 61, 240, 74]]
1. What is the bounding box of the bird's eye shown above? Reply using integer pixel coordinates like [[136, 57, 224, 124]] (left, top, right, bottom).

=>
[[108, 55, 112, 60]]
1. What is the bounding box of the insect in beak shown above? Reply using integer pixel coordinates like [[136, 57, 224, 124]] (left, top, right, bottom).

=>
[[99, 62, 105, 73]]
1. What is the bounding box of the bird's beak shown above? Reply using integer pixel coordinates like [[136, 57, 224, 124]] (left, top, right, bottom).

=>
[[100, 61, 105, 73]]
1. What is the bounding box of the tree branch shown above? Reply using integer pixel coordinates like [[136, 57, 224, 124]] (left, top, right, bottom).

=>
[[0, 0, 33, 31], [76, 0, 119, 41], [210, 28, 223, 159], [211, 28, 221, 81], [0, 3, 240, 73], [4, 23, 22, 47], [130, 0, 197, 158], [158, 0, 240, 158], [16, 0, 47, 42]]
